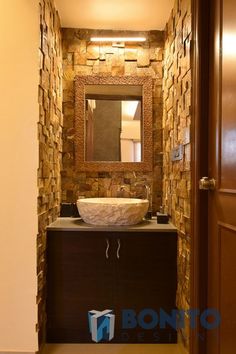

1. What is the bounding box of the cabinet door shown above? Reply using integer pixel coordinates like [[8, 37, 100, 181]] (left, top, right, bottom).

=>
[[112, 232, 177, 343], [46, 231, 114, 342]]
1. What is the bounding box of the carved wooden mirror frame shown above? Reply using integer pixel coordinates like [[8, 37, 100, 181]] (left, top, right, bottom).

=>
[[74, 75, 153, 171]]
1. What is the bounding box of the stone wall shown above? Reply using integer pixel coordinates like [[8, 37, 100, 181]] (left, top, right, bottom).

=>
[[61, 29, 164, 213], [162, 0, 191, 348], [38, 0, 63, 346]]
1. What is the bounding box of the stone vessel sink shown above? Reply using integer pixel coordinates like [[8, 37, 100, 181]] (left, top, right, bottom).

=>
[[77, 198, 149, 226]]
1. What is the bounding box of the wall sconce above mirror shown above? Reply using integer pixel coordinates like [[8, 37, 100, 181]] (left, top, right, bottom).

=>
[[75, 76, 153, 171]]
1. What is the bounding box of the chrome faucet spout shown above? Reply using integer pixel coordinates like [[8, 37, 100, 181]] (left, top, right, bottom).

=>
[[143, 184, 150, 201], [133, 182, 152, 219], [134, 182, 150, 200]]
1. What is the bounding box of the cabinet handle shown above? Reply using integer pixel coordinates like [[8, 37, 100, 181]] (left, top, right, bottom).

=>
[[117, 239, 121, 259], [105, 239, 110, 259]]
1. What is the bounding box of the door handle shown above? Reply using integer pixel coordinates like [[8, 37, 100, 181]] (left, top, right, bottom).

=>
[[199, 177, 216, 190], [105, 239, 110, 259], [116, 239, 121, 259]]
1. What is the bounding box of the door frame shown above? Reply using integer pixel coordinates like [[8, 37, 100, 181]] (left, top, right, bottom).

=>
[[191, 0, 211, 353]]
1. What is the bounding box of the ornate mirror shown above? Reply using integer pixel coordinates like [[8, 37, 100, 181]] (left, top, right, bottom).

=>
[[75, 75, 152, 171]]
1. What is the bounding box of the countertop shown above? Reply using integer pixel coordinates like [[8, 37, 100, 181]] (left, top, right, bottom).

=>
[[47, 217, 177, 233]]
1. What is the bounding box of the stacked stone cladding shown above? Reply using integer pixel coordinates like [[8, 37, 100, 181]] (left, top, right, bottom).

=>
[[163, 0, 192, 348], [38, 0, 63, 345], [61, 28, 164, 213]]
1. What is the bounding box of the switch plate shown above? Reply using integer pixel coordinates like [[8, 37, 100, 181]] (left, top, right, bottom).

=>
[[171, 144, 184, 161]]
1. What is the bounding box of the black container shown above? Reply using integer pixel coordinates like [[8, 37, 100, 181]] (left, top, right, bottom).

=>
[[60, 203, 80, 217], [156, 212, 169, 224], [145, 211, 153, 220], [72, 203, 80, 217]]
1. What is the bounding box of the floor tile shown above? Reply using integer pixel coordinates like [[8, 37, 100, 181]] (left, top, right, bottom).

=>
[[42, 343, 188, 354]]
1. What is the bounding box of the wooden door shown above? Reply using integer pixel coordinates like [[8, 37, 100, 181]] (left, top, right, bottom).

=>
[[208, 0, 236, 352], [46, 231, 114, 342]]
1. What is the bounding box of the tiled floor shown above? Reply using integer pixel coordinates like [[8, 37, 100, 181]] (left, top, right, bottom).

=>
[[42, 344, 187, 354]]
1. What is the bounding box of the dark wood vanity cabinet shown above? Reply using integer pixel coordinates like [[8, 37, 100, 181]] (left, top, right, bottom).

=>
[[46, 228, 177, 343], [46, 232, 114, 342]]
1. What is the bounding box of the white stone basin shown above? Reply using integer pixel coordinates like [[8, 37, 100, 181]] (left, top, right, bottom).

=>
[[77, 198, 149, 226]]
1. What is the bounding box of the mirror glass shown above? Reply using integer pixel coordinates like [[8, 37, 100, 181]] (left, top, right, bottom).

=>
[[85, 85, 142, 162]]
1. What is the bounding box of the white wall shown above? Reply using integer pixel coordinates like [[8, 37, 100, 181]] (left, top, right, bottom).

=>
[[0, 0, 39, 352], [121, 140, 134, 162], [120, 120, 141, 140]]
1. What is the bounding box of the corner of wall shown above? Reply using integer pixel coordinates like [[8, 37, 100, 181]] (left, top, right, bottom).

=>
[[37, 0, 63, 347], [162, 0, 192, 349]]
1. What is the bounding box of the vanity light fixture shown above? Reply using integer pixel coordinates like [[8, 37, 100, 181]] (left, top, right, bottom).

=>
[[90, 37, 146, 42]]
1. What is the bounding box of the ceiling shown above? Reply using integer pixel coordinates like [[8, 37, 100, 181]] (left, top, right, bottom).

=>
[[55, 0, 174, 31]]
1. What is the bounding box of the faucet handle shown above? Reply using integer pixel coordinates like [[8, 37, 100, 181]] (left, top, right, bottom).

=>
[[118, 185, 130, 198], [119, 185, 126, 191]]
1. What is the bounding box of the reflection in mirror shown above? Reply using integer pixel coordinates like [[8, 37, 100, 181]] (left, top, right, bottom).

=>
[[85, 85, 142, 162]]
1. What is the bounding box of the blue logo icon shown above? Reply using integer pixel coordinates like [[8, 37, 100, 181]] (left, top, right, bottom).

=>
[[88, 310, 115, 342]]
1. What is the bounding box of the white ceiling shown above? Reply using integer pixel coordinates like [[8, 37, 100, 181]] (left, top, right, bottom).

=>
[[55, 0, 174, 31]]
